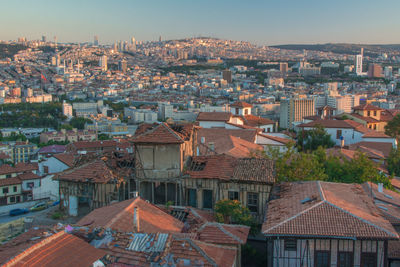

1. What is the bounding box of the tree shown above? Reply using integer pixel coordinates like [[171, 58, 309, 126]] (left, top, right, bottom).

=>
[[215, 199, 256, 233], [387, 148, 400, 177], [69, 117, 93, 130], [60, 124, 73, 130], [385, 114, 400, 140], [297, 125, 334, 152], [98, 133, 111, 140]]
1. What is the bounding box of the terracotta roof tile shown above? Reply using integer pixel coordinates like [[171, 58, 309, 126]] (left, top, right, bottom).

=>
[[263, 181, 399, 239], [77, 197, 184, 233], [132, 123, 184, 144], [197, 222, 249, 245], [3, 231, 106, 267], [53, 153, 75, 167], [230, 101, 253, 108], [243, 114, 274, 127], [17, 172, 41, 180], [349, 141, 393, 159], [56, 160, 117, 183], [196, 112, 232, 122], [353, 104, 383, 111], [0, 164, 17, 175], [187, 154, 275, 183], [0, 177, 21, 186]]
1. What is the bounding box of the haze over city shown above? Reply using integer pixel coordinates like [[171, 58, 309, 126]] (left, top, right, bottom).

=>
[[2, 0, 400, 44]]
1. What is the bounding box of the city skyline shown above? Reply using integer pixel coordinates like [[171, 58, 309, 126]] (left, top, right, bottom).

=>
[[1, 0, 400, 45]]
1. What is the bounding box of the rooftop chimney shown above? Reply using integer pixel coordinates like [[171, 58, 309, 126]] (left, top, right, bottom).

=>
[[133, 207, 140, 232]]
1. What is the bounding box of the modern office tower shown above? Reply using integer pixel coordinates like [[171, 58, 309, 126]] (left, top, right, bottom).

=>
[[56, 54, 61, 67], [99, 55, 107, 71], [94, 35, 99, 46], [355, 48, 363, 76], [222, 69, 232, 83], [130, 36, 137, 52], [158, 102, 173, 121], [42, 35, 46, 42], [54, 36, 57, 48], [368, 63, 383, 78], [384, 66, 393, 78], [159, 36, 162, 42], [51, 56, 57, 66], [113, 42, 117, 52], [279, 62, 288, 74], [118, 59, 127, 73], [279, 97, 315, 129]]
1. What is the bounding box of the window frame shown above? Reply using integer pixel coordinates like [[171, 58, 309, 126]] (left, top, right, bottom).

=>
[[228, 191, 239, 201], [315, 250, 331, 267], [2, 187, 9, 194], [247, 192, 258, 213], [284, 239, 297, 251], [336, 129, 342, 139], [337, 251, 353, 267]]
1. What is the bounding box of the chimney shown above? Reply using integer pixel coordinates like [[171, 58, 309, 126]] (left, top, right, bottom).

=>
[[133, 207, 139, 232], [378, 183, 383, 193]]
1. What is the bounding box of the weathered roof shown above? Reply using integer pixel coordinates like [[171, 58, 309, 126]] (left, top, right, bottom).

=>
[[262, 181, 399, 239], [77, 197, 184, 233], [196, 112, 232, 122], [70, 140, 117, 149], [197, 222, 249, 245], [3, 231, 106, 267], [0, 164, 17, 175], [187, 154, 275, 183], [53, 153, 75, 167], [349, 141, 393, 159], [17, 172, 41, 181], [0, 177, 21, 186], [38, 144, 66, 154], [243, 114, 274, 127], [56, 160, 118, 183], [132, 123, 184, 144]]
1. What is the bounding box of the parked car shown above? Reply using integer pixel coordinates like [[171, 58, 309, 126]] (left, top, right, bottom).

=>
[[30, 202, 47, 212], [9, 208, 29, 216]]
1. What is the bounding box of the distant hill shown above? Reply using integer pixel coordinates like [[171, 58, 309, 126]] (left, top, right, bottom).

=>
[[0, 44, 28, 59], [271, 43, 400, 56]]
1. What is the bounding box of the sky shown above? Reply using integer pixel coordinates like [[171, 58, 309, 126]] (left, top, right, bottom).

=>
[[1, 0, 400, 45]]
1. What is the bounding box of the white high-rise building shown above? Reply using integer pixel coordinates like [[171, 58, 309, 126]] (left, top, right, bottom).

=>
[[99, 55, 107, 72], [355, 48, 363, 76], [384, 66, 393, 78], [131, 37, 136, 52], [62, 101, 73, 119]]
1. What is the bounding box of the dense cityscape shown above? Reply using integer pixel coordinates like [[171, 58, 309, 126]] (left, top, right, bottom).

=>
[[1, 1, 400, 266]]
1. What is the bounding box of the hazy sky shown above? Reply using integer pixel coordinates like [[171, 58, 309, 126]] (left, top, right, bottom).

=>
[[1, 0, 399, 45]]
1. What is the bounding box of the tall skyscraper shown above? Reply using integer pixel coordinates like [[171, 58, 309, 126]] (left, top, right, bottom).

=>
[[118, 59, 127, 73], [131, 36, 136, 52], [99, 55, 107, 71], [280, 97, 315, 129], [279, 62, 288, 75], [368, 63, 383, 78], [42, 35, 46, 42], [355, 48, 363, 76], [94, 35, 99, 46]]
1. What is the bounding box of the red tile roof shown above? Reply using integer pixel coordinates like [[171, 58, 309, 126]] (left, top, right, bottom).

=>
[[353, 104, 383, 111], [349, 141, 393, 159], [14, 162, 38, 173], [17, 172, 41, 181], [243, 114, 274, 127], [262, 181, 399, 239], [132, 123, 184, 144], [197, 222, 249, 245], [187, 154, 275, 183], [3, 231, 106, 267], [0, 153, 10, 160], [77, 197, 184, 233], [196, 112, 232, 122], [53, 153, 75, 167], [230, 101, 253, 108], [70, 140, 117, 149], [0, 164, 17, 175], [0, 177, 21, 186], [258, 133, 292, 145], [56, 160, 118, 183]]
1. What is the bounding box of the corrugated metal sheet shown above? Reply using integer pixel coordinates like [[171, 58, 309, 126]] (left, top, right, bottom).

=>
[[127, 233, 168, 252]]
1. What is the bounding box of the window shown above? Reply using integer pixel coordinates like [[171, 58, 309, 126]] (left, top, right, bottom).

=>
[[2, 187, 8, 194], [228, 191, 239, 201], [244, 109, 248, 115], [235, 108, 239, 115], [27, 182, 34, 189], [203, 190, 213, 209], [336, 129, 342, 139], [16, 196, 20, 202], [9, 196, 15, 203], [373, 111, 377, 116], [13, 186, 17, 192], [6, 174, 11, 178], [315, 251, 330, 267], [361, 252, 377, 267], [187, 189, 197, 207], [284, 239, 297, 251], [338, 252, 353, 267], [247, 193, 258, 213], [367, 111, 370, 116], [208, 142, 215, 151], [373, 124, 376, 130]]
